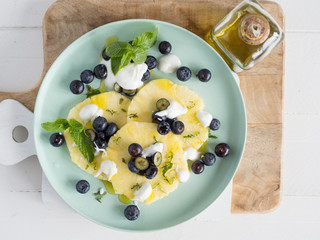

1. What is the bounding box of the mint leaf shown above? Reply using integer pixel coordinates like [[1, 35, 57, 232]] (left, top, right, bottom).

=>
[[69, 119, 84, 132], [69, 119, 94, 163], [132, 28, 158, 50], [41, 118, 69, 132], [42, 118, 94, 163], [111, 57, 122, 75], [107, 28, 158, 75], [132, 47, 147, 64], [121, 51, 134, 67], [106, 41, 131, 57]]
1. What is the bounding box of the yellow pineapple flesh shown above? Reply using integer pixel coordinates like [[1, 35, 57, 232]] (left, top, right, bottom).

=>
[[100, 122, 187, 204], [127, 79, 208, 149], [64, 92, 130, 175]]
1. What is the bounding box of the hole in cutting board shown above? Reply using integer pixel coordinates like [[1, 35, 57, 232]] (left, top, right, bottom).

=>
[[12, 125, 29, 143]]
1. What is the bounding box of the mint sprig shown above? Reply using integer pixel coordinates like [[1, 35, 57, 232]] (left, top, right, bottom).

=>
[[41, 118, 69, 132], [41, 118, 94, 163], [105, 28, 158, 75]]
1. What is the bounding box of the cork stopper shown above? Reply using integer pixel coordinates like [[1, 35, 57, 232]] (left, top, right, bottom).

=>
[[238, 13, 270, 45]]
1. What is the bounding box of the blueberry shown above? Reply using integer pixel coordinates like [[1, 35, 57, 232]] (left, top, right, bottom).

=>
[[215, 143, 230, 157], [157, 121, 171, 135], [92, 116, 108, 131], [210, 118, 221, 131], [159, 41, 172, 54], [145, 56, 158, 70], [49, 133, 65, 147], [128, 143, 143, 157], [76, 180, 90, 194], [165, 117, 176, 125], [191, 160, 205, 174], [197, 69, 212, 82], [145, 165, 158, 179], [201, 152, 216, 166], [141, 70, 150, 82], [93, 138, 107, 149], [102, 48, 110, 61], [176, 66, 192, 81], [94, 64, 107, 79], [105, 122, 118, 136], [128, 40, 133, 45], [124, 205, 140, 221], [80, 69, 94, 84], [70, 80, 84, 94], [95, 131, 106, 140], [171, 120, 184, 135], [152, 111, 166, 124], [128, 158, 140, 173]]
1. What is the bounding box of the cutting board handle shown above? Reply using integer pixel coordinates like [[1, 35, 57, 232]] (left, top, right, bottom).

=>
[[0, 83, 40, 113], [0, 99, 36, 165]]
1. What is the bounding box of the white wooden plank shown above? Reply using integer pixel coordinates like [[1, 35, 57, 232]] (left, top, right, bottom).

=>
[[0, 0, 318, 32], [0, 156, 41, 191], [266, 0, 320, 32], [0, 0, 55, 27], [282, 32, 320, 196], [0, 195, 319, 239], [284, 32, 320, 115], [0, 29, 43, 92]]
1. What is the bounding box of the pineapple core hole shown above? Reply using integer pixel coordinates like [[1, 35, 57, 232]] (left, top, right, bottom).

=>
[[12, 125, 28, 143]]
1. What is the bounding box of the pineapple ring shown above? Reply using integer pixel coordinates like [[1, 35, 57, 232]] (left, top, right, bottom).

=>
[[64, 92, 130, 175], [99, 122, 187, 204], [127, 79, 208, 150]]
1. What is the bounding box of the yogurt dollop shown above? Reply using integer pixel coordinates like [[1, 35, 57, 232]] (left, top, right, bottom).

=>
[[141, 142, 164, 158], [101, 59, 148, 90], [184, 147, 200, 160], [158, 54, 181, 73], [91, 108, 103, 124], [79, 104, 104, 125], [95, 160, 117, 180], [177, 170, 190, 183], [156, 100, 187, 119], [196, 111, 213, 127], [79, 104, 98, 123], [133, 183, 152, 202]]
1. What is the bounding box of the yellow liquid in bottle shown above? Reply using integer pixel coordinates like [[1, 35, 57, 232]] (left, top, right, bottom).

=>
[[205, 2, 283, 72]]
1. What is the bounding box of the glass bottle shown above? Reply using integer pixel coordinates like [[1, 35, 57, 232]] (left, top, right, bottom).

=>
[[205, 0, 284, 72]]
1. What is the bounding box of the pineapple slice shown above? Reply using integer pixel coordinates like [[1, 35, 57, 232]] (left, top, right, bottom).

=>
[[100, 122, 188, 204], [127, 79, 208, 149], [64, 92, 130, 175]]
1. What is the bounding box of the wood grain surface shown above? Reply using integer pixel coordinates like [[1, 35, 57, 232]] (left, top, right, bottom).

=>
[[0, 0, 284, 213]]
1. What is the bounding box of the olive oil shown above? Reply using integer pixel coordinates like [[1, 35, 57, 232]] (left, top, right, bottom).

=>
[[205, 0, 283, 72], [102, 180, 116, 194], [119, 194, 131, 204]]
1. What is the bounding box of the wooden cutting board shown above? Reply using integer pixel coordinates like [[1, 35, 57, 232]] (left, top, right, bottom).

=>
[[0, 0, 284, 213]]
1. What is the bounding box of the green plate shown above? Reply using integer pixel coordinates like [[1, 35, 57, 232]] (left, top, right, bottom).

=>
[[34, 19, 246, 231]]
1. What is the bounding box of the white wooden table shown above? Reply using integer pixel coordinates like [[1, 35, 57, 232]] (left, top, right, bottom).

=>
[[1, 0, 320, 239]]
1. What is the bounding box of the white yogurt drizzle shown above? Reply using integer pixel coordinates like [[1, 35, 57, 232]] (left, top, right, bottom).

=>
[[176, 169, 190, 183], [158, 54, 181, 73], [93, 142, 107, 156], [95, 160, 117, 180], [196, 111, 213, 127], [155, 100, 188, 119], [101, 59, 148, 90], [141, 142, 164, 158], [184, 147, 201, 161], [133, 183, 152, 202], [79, 104, 103, 126]]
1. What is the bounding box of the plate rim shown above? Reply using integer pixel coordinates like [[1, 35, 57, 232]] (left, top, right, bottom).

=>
[[34, 18, 247, 231]]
